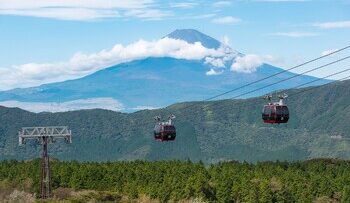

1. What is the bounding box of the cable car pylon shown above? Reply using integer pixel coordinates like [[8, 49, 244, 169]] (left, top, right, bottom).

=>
[[18, 126, 72, 199]]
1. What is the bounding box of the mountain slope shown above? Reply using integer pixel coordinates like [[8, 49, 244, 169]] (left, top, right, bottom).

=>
[[0, 29, 328, 112], [0, 58, 326, 111], [1, 79, 349, 162]]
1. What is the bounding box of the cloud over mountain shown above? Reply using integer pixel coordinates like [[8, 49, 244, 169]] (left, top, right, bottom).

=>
[[0, 29, 327, 113], [0, 28, 284, 91], [0, 38, 226, 90], [231, 54, 277, 73]]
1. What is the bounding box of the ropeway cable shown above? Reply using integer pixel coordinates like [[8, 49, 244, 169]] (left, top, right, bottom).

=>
[[288, 73, 350, 98], [169, 47, 350, 112], [192, 45, 350, 102], [226, 56, 350, 100], [174, 55, 350, 112]]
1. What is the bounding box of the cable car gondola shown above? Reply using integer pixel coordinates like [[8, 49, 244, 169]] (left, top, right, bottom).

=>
[[262, 94, 289, 124], [154, 115, 176, 141]]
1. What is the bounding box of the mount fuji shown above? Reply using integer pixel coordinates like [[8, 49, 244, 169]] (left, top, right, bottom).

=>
[[0, 29, 328, 112]]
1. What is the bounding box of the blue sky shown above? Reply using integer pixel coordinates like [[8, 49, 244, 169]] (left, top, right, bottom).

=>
[[0, 0, 350, 90]]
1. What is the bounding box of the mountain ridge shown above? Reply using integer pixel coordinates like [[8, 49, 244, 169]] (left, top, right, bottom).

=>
[[1, 79, 349, 163]]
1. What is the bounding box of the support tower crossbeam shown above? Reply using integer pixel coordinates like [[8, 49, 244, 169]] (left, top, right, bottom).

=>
[[19, 126, 72, 199]]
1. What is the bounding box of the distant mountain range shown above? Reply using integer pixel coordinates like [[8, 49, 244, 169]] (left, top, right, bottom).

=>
[[0, 29, 328, 112], [1, 79, 349, 163]]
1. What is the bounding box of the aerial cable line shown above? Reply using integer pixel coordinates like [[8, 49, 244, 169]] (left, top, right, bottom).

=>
[[257, 68, 350, 124], [290, 68, 350, 90], [200, 45, 350, 102], [172, 46, 350, 112], [175, 54, 350, 113], [185, 69, 350, 126], [288, 71, 350, 97], [331, 74, 349, 82], [151, 47, 350, 128], [202, 68, 350, 114], [226, 55, 350, 100]]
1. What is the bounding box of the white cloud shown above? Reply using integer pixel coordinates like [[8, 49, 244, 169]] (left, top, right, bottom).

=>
[[213, 1, 232, 7], [189, 13, 216, 19], [0, 38, 227, 90], [0, 0, 153, 9], [254, 0, 309, 2], [267, 32, 319, 37], [0, 0, 170, 20], [0, 98, 124, 113], [170, 2, 198, 9], [321, 49, 339, 56], [204, 42, 240, 70], [130, 106, 159, 111], [211, 16, 241, 25], [314, 21, 350, 29], [221, 35, 231, 46], [124, 9, 172, 20], [231, 54, 276, 73], [206, 68, 223, 76], [0, 8, 120, 21], [205, 57, 225, 68]]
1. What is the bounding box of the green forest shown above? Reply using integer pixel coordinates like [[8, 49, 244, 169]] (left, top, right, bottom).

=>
[[1, 159, 350, 202], [1, 80, 350, 163]]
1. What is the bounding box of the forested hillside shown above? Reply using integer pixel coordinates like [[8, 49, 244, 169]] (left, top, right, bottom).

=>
[[1, 159, 350, 202], [0, 80, 349, 163]]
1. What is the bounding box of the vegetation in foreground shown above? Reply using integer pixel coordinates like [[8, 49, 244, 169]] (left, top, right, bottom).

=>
[[1, 159, 350, 202]]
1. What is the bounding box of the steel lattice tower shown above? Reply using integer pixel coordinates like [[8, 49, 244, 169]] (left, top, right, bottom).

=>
[[19, 126, 72, 199]]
